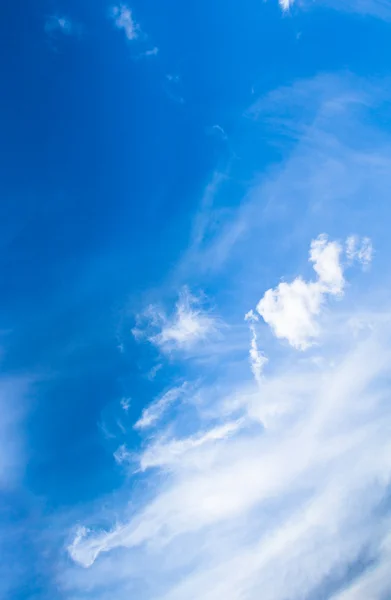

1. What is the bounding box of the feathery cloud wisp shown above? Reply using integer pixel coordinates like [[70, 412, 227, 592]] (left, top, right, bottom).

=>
[[111, 5, 138, 40], [245, 310, 267, 385], [134, 383, 188, 430], [133, 288, 219, 354], [346, 235, 373, 268]]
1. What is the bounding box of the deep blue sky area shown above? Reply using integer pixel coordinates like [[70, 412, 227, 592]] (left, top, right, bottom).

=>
[[1, 1, 391, 599]]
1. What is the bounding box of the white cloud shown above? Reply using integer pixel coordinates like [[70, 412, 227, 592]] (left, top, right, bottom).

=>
[[256, 234, 350, 350], [138, 419, 244, 471], [154, 293, 216, 349], [134, 383, 188, 430], [120, 397, 131, 412], [258, 278, 323, 350], [113, 444, 133, 465], [245, 311, 267, 384], [111, 5, 138, 40], [346, 235, 373, 268], [280, 0, 391, 20], [133, 288, 219, 354], [279, 0, 295, 10], [331, 531, 391, 599], [310, 233, 344, 294], [173, 74, 390, 285], [146, 363, 162, 380]]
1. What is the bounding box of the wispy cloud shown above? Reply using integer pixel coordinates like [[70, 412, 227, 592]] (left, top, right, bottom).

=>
[[45, 16, 79, 37], [279, 0, 391, 20], [120, 397, 131, 412], [111, 5, 139, 40], [0, 376, 31, 488], [141, 46, 159, 57], [134, 383, 188, 430], [138, 419, 244, 471], [133, 288, 220, 354], [325, 0, 391, 20], [245, 310, 267, 384], [177, 74, 388, 287], [346, 235, 373, 268]]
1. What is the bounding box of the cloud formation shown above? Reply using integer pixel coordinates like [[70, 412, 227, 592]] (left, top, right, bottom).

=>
[[245, 311, 267, 385], [256, 234, 346, 349], [278, 0, 391, 20], [57, 73, 391, 600], [133, 288, 220, 354], [256, 234, 372, 351], [64, 230, 391, 600], [346, 235, 373, 268], [134, 383, 188, 430], [111, 5, 139, 40], [279, 0, 295, 10], [66, 317, 391, 600]]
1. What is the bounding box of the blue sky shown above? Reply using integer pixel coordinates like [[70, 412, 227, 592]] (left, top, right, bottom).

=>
[[2, 1, 391, 598]]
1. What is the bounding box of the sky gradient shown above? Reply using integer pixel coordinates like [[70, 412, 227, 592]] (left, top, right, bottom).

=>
[[1, 1, 391, 599]]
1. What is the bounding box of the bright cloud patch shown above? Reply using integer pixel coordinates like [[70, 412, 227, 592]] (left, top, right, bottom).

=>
[[256, 234, 347, 350], [279, 0, 295, 10], [133, 288, 219, 354], [111, 4, 138, 40]]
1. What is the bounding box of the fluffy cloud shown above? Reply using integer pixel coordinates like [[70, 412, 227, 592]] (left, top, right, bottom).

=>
[[133, 288, 219, 354], [256, 234, 354, 350], [111, 5, 138, 40]]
